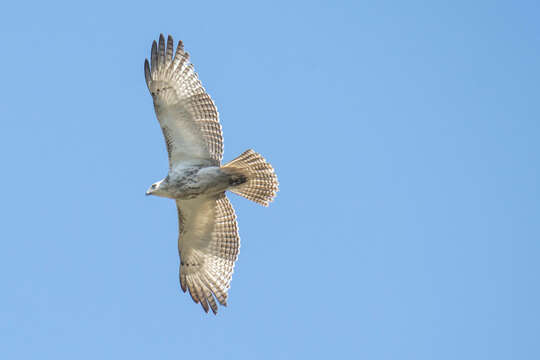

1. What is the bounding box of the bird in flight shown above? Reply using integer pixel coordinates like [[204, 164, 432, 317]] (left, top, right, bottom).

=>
[[144, 34, 278, 314]]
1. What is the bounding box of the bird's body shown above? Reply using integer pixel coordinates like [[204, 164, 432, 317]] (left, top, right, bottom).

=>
[[144, 34, 278, 314], [149, 165, 234, 200]]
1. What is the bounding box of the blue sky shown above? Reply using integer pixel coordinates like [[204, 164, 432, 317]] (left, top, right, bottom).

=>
[[1, 1, 538, 359]]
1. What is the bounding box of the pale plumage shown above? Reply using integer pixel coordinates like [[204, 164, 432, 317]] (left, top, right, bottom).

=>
[[144, 35, 223, 166], [144, 34, 278, 314]]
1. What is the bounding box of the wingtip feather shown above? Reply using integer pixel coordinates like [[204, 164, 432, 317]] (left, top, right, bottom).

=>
[[180, 270, 187, 293], [158, 34, 165, 67], [144, 59, 151, 87], [166, 35, 174, 63], [150, 41, 157, 72]]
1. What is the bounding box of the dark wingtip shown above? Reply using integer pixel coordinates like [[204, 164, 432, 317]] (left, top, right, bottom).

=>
[[158, 34, 165, 65], [144, 59, 151, 87], [200, 299, 210, 313], [166, 35, 174, 62], [150, 40, 157, 69], [189, 289, 199, 304]]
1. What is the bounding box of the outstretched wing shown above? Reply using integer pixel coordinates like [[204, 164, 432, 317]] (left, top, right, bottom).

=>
[[176, 194, 240, 314], [145, 34, 223, 167]]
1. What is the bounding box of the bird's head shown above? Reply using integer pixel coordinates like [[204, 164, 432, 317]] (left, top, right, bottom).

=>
[[146, 178, 168, 197]]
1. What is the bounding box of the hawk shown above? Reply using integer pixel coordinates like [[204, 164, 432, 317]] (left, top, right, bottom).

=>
[[144, 34, 278, 314]]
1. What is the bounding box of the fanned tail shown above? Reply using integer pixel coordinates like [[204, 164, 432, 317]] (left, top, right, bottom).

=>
[[222, 149, 279, 206]]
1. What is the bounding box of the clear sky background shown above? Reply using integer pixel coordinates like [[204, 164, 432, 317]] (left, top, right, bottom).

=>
[[1, 1, 538, 359]]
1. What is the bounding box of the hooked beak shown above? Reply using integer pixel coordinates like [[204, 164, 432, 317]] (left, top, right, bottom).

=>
[[146, 180, 161, 196]]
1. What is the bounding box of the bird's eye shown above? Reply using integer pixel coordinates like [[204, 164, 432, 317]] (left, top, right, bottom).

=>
[[151, 184, 157, 189]]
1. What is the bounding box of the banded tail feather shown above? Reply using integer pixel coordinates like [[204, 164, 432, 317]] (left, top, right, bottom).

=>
[[223, 150, 279, 206]]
